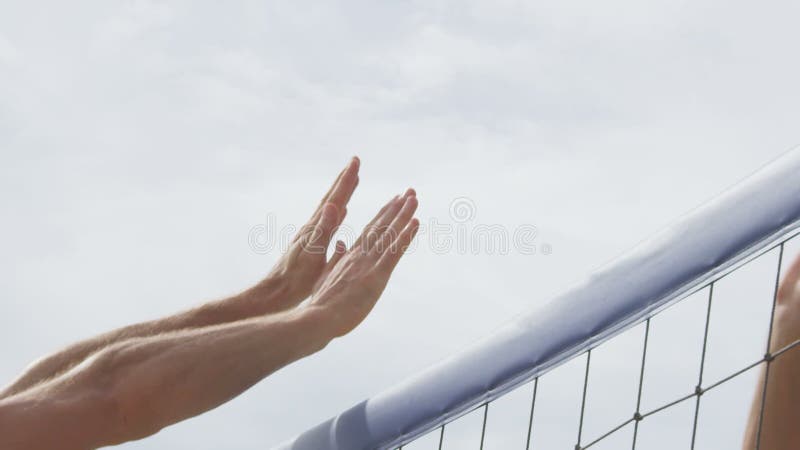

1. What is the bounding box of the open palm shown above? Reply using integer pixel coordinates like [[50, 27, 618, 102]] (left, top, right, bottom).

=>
[[267, 158, 360, 310], [308, 190, 419, 337]]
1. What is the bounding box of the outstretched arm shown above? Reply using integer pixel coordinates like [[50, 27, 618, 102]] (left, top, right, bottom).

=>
[[0, 308, 334, 450], [743, 254, 800, 450], [0, 158, 360, 399], [0, 190, 419, 450]]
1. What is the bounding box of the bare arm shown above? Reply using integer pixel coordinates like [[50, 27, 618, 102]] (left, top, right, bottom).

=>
[[0, 158, 360, 399], [743, 254, 800, 450], [0, 307, 334, 450], [0, 183, 419, 450], [0, 276, 289, 399]]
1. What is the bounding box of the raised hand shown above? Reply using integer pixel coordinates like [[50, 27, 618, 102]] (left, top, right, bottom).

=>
[[308, 190, 420, 337], [265, 157, 360, 309]]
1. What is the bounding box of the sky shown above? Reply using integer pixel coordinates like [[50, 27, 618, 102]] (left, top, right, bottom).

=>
[[1, 1, 800, 449]]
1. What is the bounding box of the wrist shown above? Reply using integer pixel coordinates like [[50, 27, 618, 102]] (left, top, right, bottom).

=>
[[244, 274, 293, 312], [292, 306, 337, 351]]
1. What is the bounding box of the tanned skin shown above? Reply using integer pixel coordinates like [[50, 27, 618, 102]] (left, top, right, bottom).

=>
[[743, 253, 800, 450], [0, 157, 421, 449]]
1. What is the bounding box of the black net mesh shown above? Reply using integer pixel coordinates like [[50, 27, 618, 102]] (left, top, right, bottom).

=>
[[397, 235, 800, 450]]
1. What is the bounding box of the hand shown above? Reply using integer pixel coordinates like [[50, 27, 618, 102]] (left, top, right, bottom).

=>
[[307, 190, 420, 338], [773, 254, 800, 351], [264, 157, 360, 309]]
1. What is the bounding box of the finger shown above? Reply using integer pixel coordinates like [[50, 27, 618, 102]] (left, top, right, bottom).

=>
[[375, 194, 418, 253], [295, 158, 359, 243], [367, 189, 414, 232], [318, 158, 360, 220], [378, 218, 420, 273], [371, 189, 415, 243], [306, 203, 340, 254], [293, 167, 344, 243], [343, 176, 359, 209], [352, 194, 398, 250], [309, 157, 360, 224], [354, 193, 407, 252], [364, 195, 400, 230], [315, 167, 346, 215]]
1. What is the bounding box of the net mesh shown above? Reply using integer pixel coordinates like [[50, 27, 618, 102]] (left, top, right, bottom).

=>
[[396, 234, 800, 450]]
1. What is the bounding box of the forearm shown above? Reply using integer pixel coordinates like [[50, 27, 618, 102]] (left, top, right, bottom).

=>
[[743, 321, 800, 449], [1, 275, 291, 399], [0, 306, 333, 449], [102, 306, 332, 444]]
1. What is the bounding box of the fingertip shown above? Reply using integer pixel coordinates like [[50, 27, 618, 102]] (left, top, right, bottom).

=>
[[341, 157, 359, 180], [347, 156, 360, 174], [335, 239, 347, 253], [399, 195, 418, 213], [404, 188, 416, 198], [409, 218, 420, 234]]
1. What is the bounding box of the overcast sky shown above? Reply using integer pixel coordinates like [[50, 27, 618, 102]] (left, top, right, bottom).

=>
[[2, 1, 800, 449]]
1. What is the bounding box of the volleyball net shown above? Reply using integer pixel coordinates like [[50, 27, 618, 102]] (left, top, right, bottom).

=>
[[275, 148, 800, 450]]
